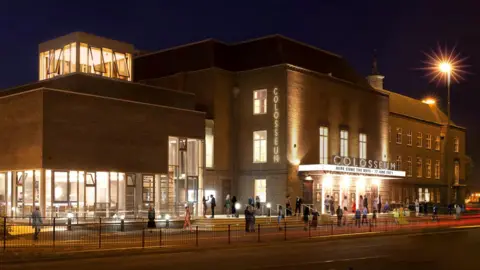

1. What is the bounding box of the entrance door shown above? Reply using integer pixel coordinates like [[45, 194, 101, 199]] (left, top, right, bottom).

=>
[[303, 181, 313, 204]]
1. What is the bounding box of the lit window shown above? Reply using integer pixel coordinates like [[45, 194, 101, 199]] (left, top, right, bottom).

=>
[[426, 159, 432, 178], [340, 130, 349, 157], [454, 137, 459, 153], [416, 157, 423, 178], [435, 160, 440, 179], [79, 43, 132, 81], [39, 43, 76, 80], [142, 175, 154, 203], [407, 131, 412, 146], [417, 132, 423, 148], [359, 133, 367, 159], [426, 134, 432, 149], [205, 121, 214, 168], [454, 161, 460, 185], [407, 156, 413, 177], [396, 128, 402, 144], [396, 156, 402, 170], [253, 131, 267, 163], [435, 136, 441, 151], [254, 179, 267, 203], [253, 89, 267, 114], [53, 171, 68, 202], [319, 127, 329, 164]]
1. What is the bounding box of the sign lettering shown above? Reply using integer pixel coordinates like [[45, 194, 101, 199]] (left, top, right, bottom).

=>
[[273, 87, 280, 163]]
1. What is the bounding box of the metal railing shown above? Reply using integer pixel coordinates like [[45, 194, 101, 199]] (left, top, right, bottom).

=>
[[1, 214, 478, 252]]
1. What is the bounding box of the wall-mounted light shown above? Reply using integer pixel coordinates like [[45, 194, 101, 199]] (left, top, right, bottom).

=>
[[305, 175, 313, 181], [293, 159, 300, 166]]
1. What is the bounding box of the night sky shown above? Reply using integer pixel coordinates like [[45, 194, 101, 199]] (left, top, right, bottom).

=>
[[2, 1, 479, 185]]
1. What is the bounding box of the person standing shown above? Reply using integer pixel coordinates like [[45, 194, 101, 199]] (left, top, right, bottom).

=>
[[378, 195, 382, 214], [355, 208, 361, 228], [295, 196, 302, 216], [303, 205, 310, 231], [324, 195, 330, 214], [202, 196, 208, 218], [32, 206, 43, 241], [183, 205, 192, 231], [456, 204, 462, 220], [363, 195, 368, 213], [225, 194, 231, 217], [336, 206, 343, 227], [311, 208, 319, 229], [210, 194, 216, 218], [231, 196, 237, 217], [330, 197, 335, 216], [277, 205, 284, 231], [362, 207, 368, 225], [372, 209, 377, 226], [147, 206, 156, 229], [423, 201, 428, 216], [415, 199, 420, 217], [352, 198, 356, 214], [255, 196, 261, 211], [342, 195, 348, 213], [285, 195, 292, 217]]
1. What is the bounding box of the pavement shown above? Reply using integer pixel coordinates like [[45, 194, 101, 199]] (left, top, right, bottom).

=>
[[2, 225, 480, 270]]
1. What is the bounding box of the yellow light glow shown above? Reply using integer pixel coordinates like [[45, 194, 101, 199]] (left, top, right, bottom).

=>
[[372, 178, 381, 186], [342, 176, 351, 188], [323, 175, 333, 188], [422, 98, 436, 105], [293, 159, 300, 166], [421, 45, 469, 84], [356, 177, 365, 188]]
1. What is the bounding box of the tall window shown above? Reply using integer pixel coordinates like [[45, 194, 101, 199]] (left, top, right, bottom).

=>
[[142, 175, 154, 203], [340, 130, 349, 157], [79, 43, 132, 81], [254, 179, 267, 203], [435, 160, 440, 179], [417, 132, 423, 148], [407, 156, 413, 177], [396, 128, 402, 144], [454, 161, 460, 185], [359, 133, 367, 159], [454, 137, 459, 153], [396, 156, 402, 170], [205, 121, 214, 168], [407, 131, 413, 146], [319, 127, 329, 164], [435, 136, 441, 151], [426, 134, 432, 149], [253, 131, 267, 163], [253, 89, 267, 114], [426, 159, 432, 178], [416, 157, 423, 178]]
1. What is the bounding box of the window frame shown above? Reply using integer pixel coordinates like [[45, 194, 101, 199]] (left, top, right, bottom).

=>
[[435, 160, 440, 179], [407, 131, 413, 146], [416, 157, 423, 178], [426, 159, 432, 178], [426, 134, 432, 149], [435, 136, 441, 151], [454, 137, 459, 153], [319, 127, 329, 164], [253, 89, 268, 115], [253, 130, 267, 163], [454, 160, 460, 184], [417, 132, 423, 148], [396, 128, 402, 144], [340, 130, 349, 157], [407, 156, 413, 177], [396, 156, 402, 171], [142, 174, 155, 203], [359, 133, 367, 159]]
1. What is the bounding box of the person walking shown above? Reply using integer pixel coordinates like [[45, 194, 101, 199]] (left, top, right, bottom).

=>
[[147, 206, 156, 229], [456, 204, 462, 220], [255, 196, 261, 211], [361, 207, 368, 225], [202, 196, 208, 218], [336, 206, 343, 227], [295, 196, 302, 216], [244, 206, 252, 232], [183, 205, 192, 231], [231, 196, 237, 217], [355, 208, 361, 228], [303, 205, 310, 231], [415, 199, 420, 217], [210, 194, 216, 218], [32, 206, 43, 241], [277, 205, 284, 231], [225, 194, 231, 217]]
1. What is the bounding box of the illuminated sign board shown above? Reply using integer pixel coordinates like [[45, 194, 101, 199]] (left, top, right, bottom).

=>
[[273, 87, 280, 163], [298, 164, 406, 177], [332, 155, 397, 170]]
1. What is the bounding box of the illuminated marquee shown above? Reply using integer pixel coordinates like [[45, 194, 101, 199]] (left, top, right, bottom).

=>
[[332, 155, 396, 170], [298, 164, 406, 177], [273, 87, 280, 163]]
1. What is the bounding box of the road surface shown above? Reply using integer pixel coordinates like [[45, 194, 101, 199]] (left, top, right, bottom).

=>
[[2, 226, 479, 270]]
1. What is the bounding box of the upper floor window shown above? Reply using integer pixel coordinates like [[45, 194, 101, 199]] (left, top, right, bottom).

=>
[[426, 159, 432, 178], [454, 161, 460, 185], [416, 157, 423, 178], [435, 136, 441, 151], [407, 156, 413, 177], [426, 134, 432, 149], [359, 133, 367, 159], [396, 156, 402, 170], [340, 130, 349, 157], [205, 120, 214, 168], [396, 128, 402, 144], [417, 132, 423, 148], [435, 160, 440, 179], [79, 43, 132, 81], [253, 89, 267, 114], [407, 131, 413, 146], [39, 43, 77, 80], [319, 127, 329, 164], [454, 137, 459, 153], [253, 131, 267, 163]]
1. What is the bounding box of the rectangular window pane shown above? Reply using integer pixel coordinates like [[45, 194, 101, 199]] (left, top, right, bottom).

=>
[[187, 139, 199, 176], [102, 48, 113, 78], [0, 173, 5, 206], [396, 156, 402, 170], [340, 130, 349, 157], [255, 179, 267, 203], [407, 157, 413, 177], [89, 46, 105, 73], [396, 128, 402, 144], [416, 157, 423, 178], [417, 132, 423, 147], [407, 131, 412, 146], [435, 160, 440, 179], [253, 130, 267, 163], [454, 161, 460, 184], [79, 171, 85, 209], [169, 137, 179, 166], [110, 172, 118, 208], [69, 171, 78, 203], [70, 43, 77, 72], [253, 89, 267, 114], [143, 175, 154, 203], [319, 127, 329, 164], [435, 136, 441, 151], [80, 43, 89, 73], [206, 125, 214, 168], [113, 52, 130, 78], [96, 172, 109, 203], [454, 137, 459, 153], [426, 159, 432, 178], [359, 133, 367, 159], [24, 171, 33, 205], [54, 171, 68, 202], [426, 134, 432, 149]]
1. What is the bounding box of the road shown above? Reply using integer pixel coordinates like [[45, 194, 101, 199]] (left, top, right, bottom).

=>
[[2, 226, 479, 270]]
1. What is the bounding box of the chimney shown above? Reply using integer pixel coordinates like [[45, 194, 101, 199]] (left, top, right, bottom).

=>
[[366, 49, 385, 90]]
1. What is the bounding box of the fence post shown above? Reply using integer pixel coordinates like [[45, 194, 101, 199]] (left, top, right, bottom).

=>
[[3, 217, 6, 251], [257, 224, 260, 242], [195, 226, 199, 247], [53, 217, 56, 249], [228, 224, 231, 244], [284, 221, 287, 241], [99, 218, 102, 249], [142, 227, 145, 248]]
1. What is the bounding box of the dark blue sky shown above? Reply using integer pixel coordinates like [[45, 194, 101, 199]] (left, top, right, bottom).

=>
[[2, 0, 479, 183]]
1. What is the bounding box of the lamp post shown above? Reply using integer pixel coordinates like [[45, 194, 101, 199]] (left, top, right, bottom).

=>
[[439, 62, 453, 204]]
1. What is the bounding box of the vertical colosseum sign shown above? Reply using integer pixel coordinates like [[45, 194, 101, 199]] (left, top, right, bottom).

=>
[[273, 87, 280, 163]]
